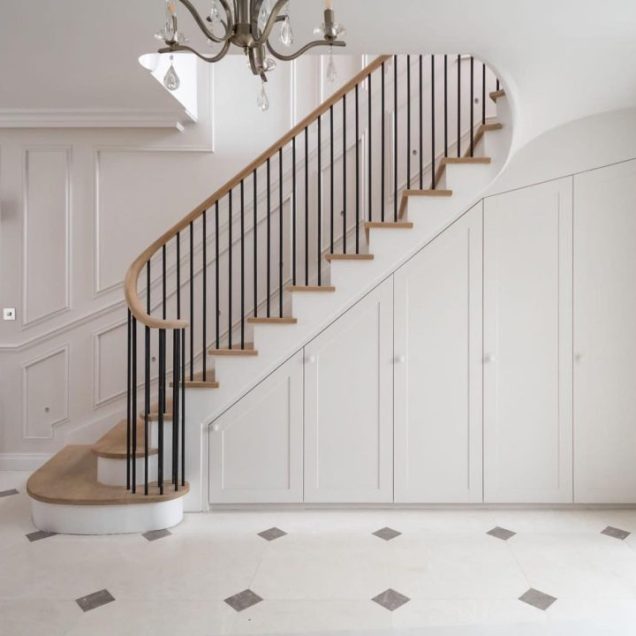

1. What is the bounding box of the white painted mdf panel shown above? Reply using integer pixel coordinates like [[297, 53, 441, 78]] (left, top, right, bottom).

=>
[[209, 351, 303, 504], [573, 161, 636, 503], [23, 347, 69, 439], [483, 178, 573, 503], [394, 205, 483, 503], [304, 278, 393, 503], [23, 148, 70, 325]]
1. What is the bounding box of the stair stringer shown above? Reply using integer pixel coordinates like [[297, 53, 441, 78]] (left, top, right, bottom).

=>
[[182, 94, 513, 512]]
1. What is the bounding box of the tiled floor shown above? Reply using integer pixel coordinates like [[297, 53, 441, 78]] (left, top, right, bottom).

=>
[[3, 471, 636, 635]]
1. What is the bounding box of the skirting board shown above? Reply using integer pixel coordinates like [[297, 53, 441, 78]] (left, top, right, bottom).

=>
[[0, 453, 51, 471]]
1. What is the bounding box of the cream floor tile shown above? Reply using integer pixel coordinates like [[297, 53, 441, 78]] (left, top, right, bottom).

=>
[[0, 599, 78, 636]]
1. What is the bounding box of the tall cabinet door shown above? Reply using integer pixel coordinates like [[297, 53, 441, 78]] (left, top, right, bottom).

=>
[[304, 278, 394, 503], [209, 351, 304, 504], [394, 204, 483, 503], [483, 178, 573, 503], [574, 161, 636, 503]]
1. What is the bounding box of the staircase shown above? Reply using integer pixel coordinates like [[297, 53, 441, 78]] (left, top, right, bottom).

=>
[[27, 54, 512, 533]]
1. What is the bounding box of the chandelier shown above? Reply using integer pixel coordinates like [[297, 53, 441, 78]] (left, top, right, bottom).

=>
[[155, 0, 347, 110]]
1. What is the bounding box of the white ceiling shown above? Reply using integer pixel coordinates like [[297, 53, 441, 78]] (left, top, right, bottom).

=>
[[1, 0, 635, 145]]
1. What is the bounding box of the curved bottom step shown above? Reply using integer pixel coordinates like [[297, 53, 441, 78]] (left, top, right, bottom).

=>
[[27, 445, 188, 535]]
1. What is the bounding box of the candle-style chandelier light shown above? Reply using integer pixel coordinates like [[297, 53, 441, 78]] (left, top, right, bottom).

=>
[[155, 0, 347, 110]]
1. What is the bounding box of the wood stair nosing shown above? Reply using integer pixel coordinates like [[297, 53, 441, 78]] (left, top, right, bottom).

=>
[[325, 253, 375, 262], [246, 316, 298, 325], [443, 156, 492, 165], [208, 344, 258, 356], [287, 285, 336, 292], [171, 370, 219, 389], [490, 89, 505, 102], [365, 221, 414, 233], [27, 445, 189, 506]]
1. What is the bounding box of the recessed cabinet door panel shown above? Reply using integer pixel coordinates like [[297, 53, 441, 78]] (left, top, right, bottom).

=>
[[209, 352, 303, 504], [394, 205, 483, 503], [483, 178, 573, 503], [574, 161, 636, 503], [304, 278, 394, 503]]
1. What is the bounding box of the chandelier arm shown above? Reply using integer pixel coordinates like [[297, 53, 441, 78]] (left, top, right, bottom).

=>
[[266, 39, 346, 62], [159, 40, 232, 63], [250, 0, 266, 37], [176, 0, 233, 43], [255, 0, 289, 45]]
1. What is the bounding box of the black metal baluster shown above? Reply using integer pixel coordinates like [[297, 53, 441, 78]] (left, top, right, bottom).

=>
[[176, 232, 182, 489], [181, 326, 185, 487], [457, 54, 461, 157], [304, 127, 309, 284], [144, 261, 150, 495], [470, 56, 474, 157], [202, 210, 207, 380], [317, 116, 322, 283], [444, 54, 448, 157], [279, 149, 284, 312], [355, 84, 360, 253], [393, 54, 398, 222], [419, 55, 423, 189], [381, 61, 386, 221], [252, 171, 258, 317], [330, 105, 334, 253], [228, 190, 233, 346], [161, 245, 167, 416], [292, 138, 297, 285], [431, 55, 437, 189], [158, 329, 165, 494], [172, 329, 179, 489], [482, 62, 486, 125], [131, 315, 137, 494], [266, 158, 271, 315], [368, 73, 372, 222], [342, 94, 347, 252], [407, 55, 411, 191], [241, 180, 245, 347], [496, 78, 500, 91], [215, 202, 220, 347], [126, 309, 131, 490], [189, 221, 194, 380]]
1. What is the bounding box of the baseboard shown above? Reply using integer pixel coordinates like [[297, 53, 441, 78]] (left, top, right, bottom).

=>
[[0, 453, 51, 471]]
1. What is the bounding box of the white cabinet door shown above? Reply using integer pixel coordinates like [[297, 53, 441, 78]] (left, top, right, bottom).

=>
[[574, 161, 636, 503], [209, 351, 303, 504], [304, 278, 394, 503], [394, 205, 483, 503], [483, 178, 573, 503]]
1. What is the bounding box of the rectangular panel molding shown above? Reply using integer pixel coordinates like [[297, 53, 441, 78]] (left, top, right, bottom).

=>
[[22, 147, 72, 326]]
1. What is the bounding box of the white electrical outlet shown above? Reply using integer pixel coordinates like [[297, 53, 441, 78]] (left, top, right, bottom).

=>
[[3, 307, 16, 321]]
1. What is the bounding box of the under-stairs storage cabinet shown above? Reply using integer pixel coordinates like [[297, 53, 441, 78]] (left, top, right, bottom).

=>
[[209, 351, 304, 504], [304, 278, 395, 503], [573, 161, 636, 503], [394, 205, 484, 503], [483, 178, 573, 503]]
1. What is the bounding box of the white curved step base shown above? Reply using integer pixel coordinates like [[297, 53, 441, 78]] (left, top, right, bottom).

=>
[[30, 497, 183, 535]]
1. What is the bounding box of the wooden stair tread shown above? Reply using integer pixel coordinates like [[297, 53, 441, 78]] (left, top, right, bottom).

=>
[[288, 285, 336, 292], [443, 156, 492, 164], [490, 89, 505, 102], [172, 370, 219, 389], [365, 221, 414, 230], [325, 253, 374, 262], [247, 316, 298, 324], [27, 445, 188, 505], [92, 419, 157, 459], [403, 189, 453, 197], [208, 344, 258, 356]]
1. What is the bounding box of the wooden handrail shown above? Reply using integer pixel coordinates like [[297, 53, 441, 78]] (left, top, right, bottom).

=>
[[124, 54, 392, 330]]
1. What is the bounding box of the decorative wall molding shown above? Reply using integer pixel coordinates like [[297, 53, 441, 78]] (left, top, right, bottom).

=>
[[21, 345, 70, 440], [93, 321, 127, 408], [21, 146, 72, 329]]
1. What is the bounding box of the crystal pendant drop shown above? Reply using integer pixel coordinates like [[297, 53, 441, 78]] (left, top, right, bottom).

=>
[[264, 57, 277, 73], [257, 81, 270, 111], [326, 51, 337, 83], [280, 16, 294, 47], [163, 56, 180, 91], [209, 0, 221, 23]]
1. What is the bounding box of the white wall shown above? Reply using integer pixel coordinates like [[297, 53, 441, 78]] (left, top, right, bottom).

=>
[[0, 54, 365, 467]]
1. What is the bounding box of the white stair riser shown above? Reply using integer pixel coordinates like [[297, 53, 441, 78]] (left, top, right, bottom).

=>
[[30, 497, 183, 535]]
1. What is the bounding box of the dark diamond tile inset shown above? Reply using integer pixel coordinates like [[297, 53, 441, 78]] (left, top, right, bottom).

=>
[[26, 530, 56, 543], [373, 527, 402, 541], [371, 588, 410, 612], [224, 589, 263, 612], [258, 527, 287, 542], [75, 589, 115, 613], [602, 526, 631, 541], [143, 528, 172, 542], [487, 526, 516, 541], [519, 588, 557, 611], [0, 489, 19, 498]]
